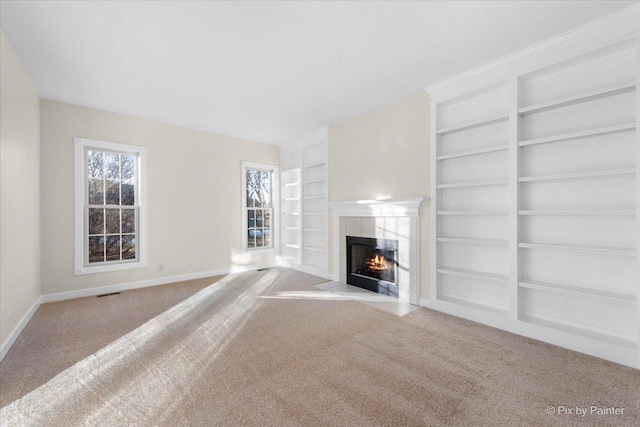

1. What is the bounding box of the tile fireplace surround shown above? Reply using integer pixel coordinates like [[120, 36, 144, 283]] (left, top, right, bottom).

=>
[[328, 198, 426, 305]]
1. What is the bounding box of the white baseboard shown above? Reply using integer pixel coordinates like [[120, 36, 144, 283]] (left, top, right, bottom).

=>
[[41, 263, 276, 304], [419, 298, 432, 308], [0, 296, 42, 362], [2, 264, 277, 362]]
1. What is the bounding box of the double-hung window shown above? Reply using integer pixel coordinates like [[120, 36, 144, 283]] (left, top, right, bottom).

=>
[[74, 138, 147, 274], [242, 161, 278, 252]]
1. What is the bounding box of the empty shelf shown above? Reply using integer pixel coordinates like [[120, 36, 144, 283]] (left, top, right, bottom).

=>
[[519, 210, 636, 216], [282, 227, 300, 231], [304, 246, 326, 252], [520, 311, 637, 349], [518, 242, 636, 257], [303, 227, 325, 232], [303, 212, 326, 216], [303, 195, 325, 199], [437, 179, 508, 189], [302, 178, 326, 184], [518, 81, 636, 116], [440, 293, 509, 312], [437, 211, 508, 216], [519, 168, 635, 183], [437, 237, 508, 247], [281, 212, 300, 216], [437, 267, 509, 284], [283, 197, 300, 201], [282, 182, 300, 187], [518, 123, 636, 147], [284, 244, 300, 249], [437, 114, 509, 136], [519, 279, 636, 306], [437, 145, 509, 161], [304, 161, 326, 168]]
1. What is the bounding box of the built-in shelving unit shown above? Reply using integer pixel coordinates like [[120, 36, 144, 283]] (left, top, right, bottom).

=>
[[279, 128, 329, 276], [280, 151, 302, 263], [428, 12, 640, 369]]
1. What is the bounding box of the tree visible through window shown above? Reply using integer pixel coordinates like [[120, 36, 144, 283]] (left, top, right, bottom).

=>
[[245, 167, 272, 249], [86, 149, 137, 263]]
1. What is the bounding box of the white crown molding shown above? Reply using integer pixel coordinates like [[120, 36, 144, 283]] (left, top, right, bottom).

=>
[[425, 3, 640, 103], [328, 197, 427, 218], [278, 127, 328, 151]]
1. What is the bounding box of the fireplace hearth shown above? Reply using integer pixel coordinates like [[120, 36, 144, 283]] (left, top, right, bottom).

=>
[[346, 236, 399, 297]]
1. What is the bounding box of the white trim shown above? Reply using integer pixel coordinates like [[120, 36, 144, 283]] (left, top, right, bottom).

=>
[[0, 297, 42, 362], [41, 263, 276, 304], [419, 298, 432, 309], [241, 161, 279, 253], [327, 198, 425, 218], [74, 137, 147, 275], [425, 4, 640, 102], [0, 264, 274, 361]]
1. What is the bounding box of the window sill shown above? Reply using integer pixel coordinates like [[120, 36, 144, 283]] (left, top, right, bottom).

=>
[[244, 247, 275, 255], [75, 260, 147, 275]]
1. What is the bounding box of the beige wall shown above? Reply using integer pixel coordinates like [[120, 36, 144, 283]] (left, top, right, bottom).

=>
[[0, 30, 41, 346], [40, 100, 279, 295], [328, 92, 431, 298]]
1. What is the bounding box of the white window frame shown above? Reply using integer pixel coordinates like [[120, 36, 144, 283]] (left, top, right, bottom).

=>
[[74, 137, 147, 275], [242, 161, 279, 253]]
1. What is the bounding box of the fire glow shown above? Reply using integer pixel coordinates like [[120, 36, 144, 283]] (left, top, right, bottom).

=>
[[365, 254, 388, 272]]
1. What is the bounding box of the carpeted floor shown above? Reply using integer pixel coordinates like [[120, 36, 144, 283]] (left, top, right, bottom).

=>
[[1, 267, 638, 426]]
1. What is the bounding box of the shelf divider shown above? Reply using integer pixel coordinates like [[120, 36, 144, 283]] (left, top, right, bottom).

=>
[[437, 237, 508, 247], [518, 210, 636, 216], [437, 211, 508, 216], [518, 242, 636, 257], [437, 266, 509, 284], [518, 81, 636, 116], [518, 123, 636, 147], [437, 144, 508, 161], [437, 114, 508, 136], [437, 179, 508, 189], [519, 279, 636, 305], [519, 168, 635, 183]]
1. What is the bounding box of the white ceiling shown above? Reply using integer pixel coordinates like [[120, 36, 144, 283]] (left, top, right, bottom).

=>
[[1, 1, 636, 144]]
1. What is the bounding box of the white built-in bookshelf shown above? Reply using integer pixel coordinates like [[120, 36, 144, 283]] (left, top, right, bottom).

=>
[[428, 6, 639, 369], [280, 129, 328, 277]]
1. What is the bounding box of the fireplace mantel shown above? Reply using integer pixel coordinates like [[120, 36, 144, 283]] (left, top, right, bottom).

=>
[[327, 197, 426, 218], [328, 197, 427, 305]]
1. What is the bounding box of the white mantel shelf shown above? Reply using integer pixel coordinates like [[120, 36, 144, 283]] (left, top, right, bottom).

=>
[[327, 197, 427, 218]]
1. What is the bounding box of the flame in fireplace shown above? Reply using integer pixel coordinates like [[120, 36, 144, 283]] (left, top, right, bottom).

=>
[[366, 254, 388, 272]]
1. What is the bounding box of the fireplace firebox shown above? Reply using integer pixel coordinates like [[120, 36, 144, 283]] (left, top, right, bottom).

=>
[[346, 236, 399, 297]]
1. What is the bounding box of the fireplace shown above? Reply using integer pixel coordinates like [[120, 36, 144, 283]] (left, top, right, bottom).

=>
[[346, 236, 399, 297]]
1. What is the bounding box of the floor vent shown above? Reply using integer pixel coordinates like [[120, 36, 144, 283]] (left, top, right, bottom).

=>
[[257, 268, 270, 272], [96, 292, 121, 298]]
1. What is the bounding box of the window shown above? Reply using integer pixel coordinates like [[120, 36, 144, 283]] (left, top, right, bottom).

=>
[[74, 138, 146, 274], [242, 161, 278, 252]]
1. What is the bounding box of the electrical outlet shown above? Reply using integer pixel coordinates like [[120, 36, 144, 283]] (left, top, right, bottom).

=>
[[7, 311, 13, 322], [157, 263, 164, 272], [185, 262, 193, 268]]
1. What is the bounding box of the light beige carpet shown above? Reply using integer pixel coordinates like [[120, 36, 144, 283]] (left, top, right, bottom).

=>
[[1, 267, 639, 426]]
